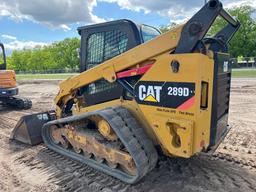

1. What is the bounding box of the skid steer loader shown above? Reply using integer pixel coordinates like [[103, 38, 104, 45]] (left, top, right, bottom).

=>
[[11, 0, 240, 184], [0, 43, 32, 109]]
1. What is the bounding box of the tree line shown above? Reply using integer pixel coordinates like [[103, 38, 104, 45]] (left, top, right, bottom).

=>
[[7, 6, 256, 71], [7, 38, 80, 71]]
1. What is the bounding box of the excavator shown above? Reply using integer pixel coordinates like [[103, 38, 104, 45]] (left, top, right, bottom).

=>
[[11, 0, 240, 184], [0, 43, 32, 109]]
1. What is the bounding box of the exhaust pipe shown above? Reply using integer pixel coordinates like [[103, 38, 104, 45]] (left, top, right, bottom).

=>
[[10, 111, 56, 145]]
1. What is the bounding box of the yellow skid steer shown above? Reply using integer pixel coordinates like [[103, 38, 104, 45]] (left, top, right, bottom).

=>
[[11, 0, 240, 184]]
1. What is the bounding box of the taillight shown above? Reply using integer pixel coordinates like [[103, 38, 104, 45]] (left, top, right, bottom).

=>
[[200, 81, 208, 109]]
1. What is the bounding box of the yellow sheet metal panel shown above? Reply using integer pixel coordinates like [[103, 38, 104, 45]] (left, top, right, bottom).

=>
[[134, 53, 214, 157]]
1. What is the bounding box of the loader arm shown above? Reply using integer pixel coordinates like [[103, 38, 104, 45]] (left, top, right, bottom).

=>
[[54, 25, 184, 116]]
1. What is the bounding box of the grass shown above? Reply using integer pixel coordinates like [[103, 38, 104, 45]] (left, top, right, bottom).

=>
[[16, 73, 78, 80], [232, 69, 256, 78], [16, 69, 256, 80]]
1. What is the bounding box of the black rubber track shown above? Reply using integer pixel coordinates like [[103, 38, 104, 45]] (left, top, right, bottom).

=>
[[4, 96, 32, 110], [41, 106, 158, 184]]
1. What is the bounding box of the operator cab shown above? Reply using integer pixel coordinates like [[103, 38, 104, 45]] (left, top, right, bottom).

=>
[[0, 43, 6, 70], [77, 20, 161, 106], [78, 20, 160, 72]]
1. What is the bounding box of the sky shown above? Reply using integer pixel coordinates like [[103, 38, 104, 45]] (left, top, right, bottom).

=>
[[0, 0, 255, 55]]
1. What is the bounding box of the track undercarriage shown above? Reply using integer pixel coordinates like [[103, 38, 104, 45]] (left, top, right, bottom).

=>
[[42, 106, 158, 183], [0, 96, 32, 110]]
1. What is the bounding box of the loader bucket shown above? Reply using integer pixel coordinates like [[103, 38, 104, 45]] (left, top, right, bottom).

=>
[[10, 111, 56, 145]]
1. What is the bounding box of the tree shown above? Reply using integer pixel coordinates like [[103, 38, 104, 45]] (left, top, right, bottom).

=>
[[9, 50, 30, 70], [209, 6, 256, 57], [50, 38, 80, 70]]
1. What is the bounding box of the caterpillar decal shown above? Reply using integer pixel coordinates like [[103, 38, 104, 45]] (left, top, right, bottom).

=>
[[138, 85, 162, 102], [135, 81, 195, 109]]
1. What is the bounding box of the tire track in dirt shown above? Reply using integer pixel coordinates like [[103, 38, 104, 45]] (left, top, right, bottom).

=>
[[13, 146, 256, 192], [14, 147, 132, 192], [0, 148, 58, 192], [214, 124, 256, 171], [0, 161, 24, 192]]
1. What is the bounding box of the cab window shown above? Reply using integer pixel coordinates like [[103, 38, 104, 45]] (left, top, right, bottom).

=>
[[86, 30, 128, 70], [85, 30, 128, 97], [141, 25, 161, 42]]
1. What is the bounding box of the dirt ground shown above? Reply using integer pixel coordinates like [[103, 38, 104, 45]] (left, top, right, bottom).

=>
[[0, 78, 255, 192]]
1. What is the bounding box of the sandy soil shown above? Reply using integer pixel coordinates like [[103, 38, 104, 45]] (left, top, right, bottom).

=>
[[0, 78, 255, 192]]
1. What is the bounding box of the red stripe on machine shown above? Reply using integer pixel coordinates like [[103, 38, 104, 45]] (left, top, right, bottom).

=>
[[117, 64, 153, 79], [177, 96, 195, 110]]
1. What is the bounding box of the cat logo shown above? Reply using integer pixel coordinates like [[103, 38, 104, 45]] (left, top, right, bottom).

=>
[[138, 85, 162, 102]]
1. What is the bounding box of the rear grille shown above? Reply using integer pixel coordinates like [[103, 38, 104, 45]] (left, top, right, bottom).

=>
[[209, 53, 231, 148], [217, 72, 231, 119]]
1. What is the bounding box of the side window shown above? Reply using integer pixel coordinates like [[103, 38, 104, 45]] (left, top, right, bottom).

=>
[[86, 32, 104, 69], [141, 25, 161, 43], [86, 30, 128, 70], [85, 30, 128, 96], [104, 31, 128, 60]]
